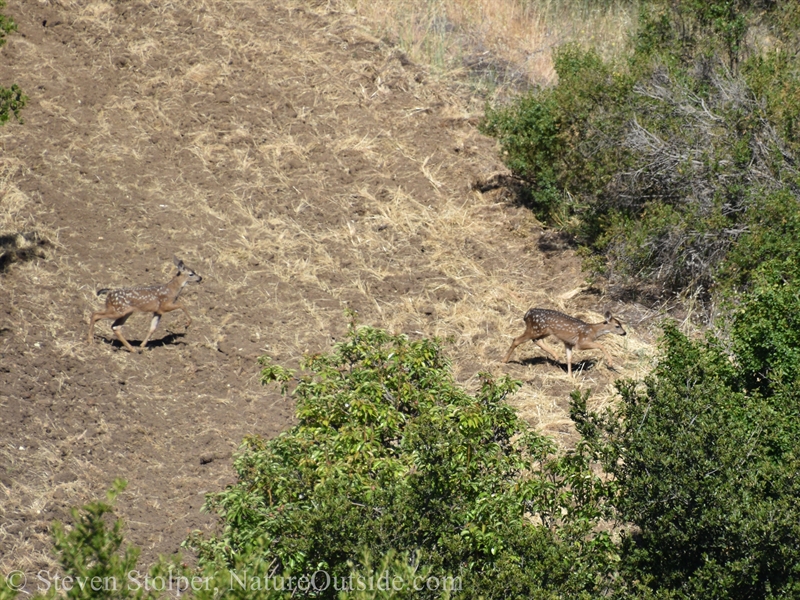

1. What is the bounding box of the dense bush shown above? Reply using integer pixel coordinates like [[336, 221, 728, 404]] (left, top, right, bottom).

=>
[[0, 480, 168, 600], [483, 9, 800, 598], [708, 184, 800, 402], [573, 317, 800, 598], [481, 0, 800, 303], [189, 323, 618, 599], [480, 45, 635, 229]]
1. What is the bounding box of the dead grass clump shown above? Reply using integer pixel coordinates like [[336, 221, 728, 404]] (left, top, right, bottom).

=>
[[0, 436, 98, 575]]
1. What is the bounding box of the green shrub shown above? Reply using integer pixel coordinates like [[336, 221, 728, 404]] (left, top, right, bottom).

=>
[[481, 0, 800, 303], [731, 273, 800, 397], [742, 50, 800, 161], [0, 0, 16, 45], [0, 573, 19, 600], [0, 83, 25, 125], [718, 190, 800, 293], [573, 322, 800, 598], [0, 0, 25, 125], [713, 188, 800, 396], [49, 481, 143, 599], [6, 480, 172, 600], [481, 45, 634, 226], [190, 323, 618, 598], [772, 1, 800, 54], [8, 314, 800, 598]]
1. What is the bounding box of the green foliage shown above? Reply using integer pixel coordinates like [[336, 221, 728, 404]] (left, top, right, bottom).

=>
[[9, 313, 800, 598], [573, 322, 800, 598], [190, 323, 618, 598], [0, 0, 26, 124], [0, 574, 20, 600], [0, 83, 25, 124], [673, 0, 747, 67], [731, 273, 800, 396], [742, 50, 800, 157], [718, 190, 800, 293], [0, 0, 16, 46], [481, 92, 561, 217], [335, 550, 448, 600], [715, 189, 800, 396], [772, 1, 800, 53], [201, 317, 800, 598], [633, 0, 787, 71], [481, 45, 634, 224], [24, 480, 167, 600]]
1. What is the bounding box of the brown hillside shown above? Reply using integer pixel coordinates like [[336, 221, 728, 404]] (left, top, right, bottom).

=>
[[0, 0, 648, 578]]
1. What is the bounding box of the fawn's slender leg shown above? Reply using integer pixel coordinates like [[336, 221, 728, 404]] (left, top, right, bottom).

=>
[[140, 314, 161, 349], [157, 301, 192, 327], [176, 303, 191, 327], [533, 339, 560, 363], [140, 301, 192, 348], [88, 312, 104, 343], [111, 315, 136, 353], [576, 341, 616, 370], [89, 309, 124, 344], [503, 329, 535, 363], [565, 345, 573, 377]]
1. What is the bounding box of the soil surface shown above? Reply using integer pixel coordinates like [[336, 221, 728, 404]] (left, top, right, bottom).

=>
[[0, 0, 652, 584]]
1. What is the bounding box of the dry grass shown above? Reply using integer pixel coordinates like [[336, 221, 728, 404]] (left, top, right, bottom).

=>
[[0, 434, 98, 574], [0, 160, 58, 280], [17, 0, 650, 413], [0, 161, 32, 233], [335, 0, 638, 90]]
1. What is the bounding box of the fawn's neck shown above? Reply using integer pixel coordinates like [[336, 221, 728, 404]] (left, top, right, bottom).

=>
[[165, 274, 190, 299]]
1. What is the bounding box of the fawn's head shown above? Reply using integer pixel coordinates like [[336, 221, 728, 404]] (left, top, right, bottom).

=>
[[174, 257, 202, 285], [603, 311, 626, 336]]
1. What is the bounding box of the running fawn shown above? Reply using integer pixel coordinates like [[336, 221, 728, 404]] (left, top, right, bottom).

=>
[[503, 308, 626, 377], [88, 257, 202, 352]]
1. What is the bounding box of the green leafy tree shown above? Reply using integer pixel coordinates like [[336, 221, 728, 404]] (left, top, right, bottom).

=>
[[8, 314, 800, 598], [0, 480, 170, 600], [190, 322, 618, 598]]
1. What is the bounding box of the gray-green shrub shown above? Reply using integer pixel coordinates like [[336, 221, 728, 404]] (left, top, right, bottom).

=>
[[481, 0, 800, 303]]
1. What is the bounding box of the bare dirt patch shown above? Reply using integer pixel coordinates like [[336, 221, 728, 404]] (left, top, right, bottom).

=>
[[0, 0, 653, 578]]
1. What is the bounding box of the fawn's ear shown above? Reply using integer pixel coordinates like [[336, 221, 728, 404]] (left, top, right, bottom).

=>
[[173, 256, 184, 270], [604, 310, 613, 322]]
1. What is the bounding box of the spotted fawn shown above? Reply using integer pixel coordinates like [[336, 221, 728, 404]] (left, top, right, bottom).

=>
[[88, 257, 202, 352], [503, 308, 626, 377]]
